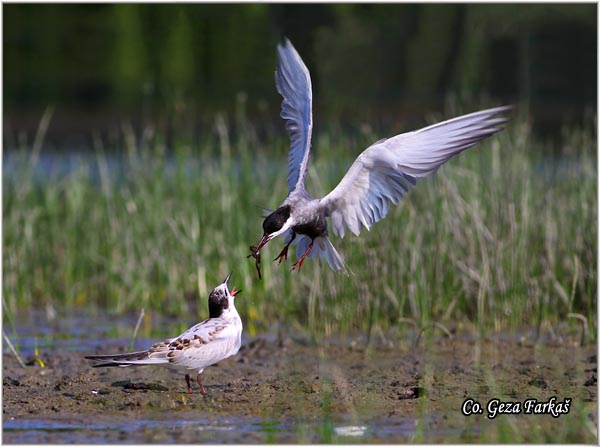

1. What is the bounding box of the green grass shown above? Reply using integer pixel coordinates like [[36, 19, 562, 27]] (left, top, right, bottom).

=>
[[3, 110, 597, 342]]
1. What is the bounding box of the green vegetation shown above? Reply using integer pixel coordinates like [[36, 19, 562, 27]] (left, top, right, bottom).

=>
[[3, 110, 596, 342]]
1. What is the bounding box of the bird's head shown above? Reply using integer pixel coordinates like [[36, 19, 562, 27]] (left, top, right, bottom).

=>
[[208, 272, 241, 318], [256, 205, 292, 250]]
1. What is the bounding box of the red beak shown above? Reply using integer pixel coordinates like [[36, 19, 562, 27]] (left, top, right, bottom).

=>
[[256, 233, 271, 251], [230, 287, 242, 297]]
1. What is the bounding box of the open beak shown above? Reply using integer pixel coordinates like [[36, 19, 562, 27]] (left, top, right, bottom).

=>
[[224, 273, 241, 296], [256, 233, 271, 251]]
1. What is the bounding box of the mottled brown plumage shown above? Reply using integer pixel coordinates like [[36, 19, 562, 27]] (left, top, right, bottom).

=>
[[85, 274, 242, 395]]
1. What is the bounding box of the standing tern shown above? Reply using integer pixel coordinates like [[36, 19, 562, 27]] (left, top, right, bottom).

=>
[[85, 273, 242, 395], [250, 38, 511, 274]]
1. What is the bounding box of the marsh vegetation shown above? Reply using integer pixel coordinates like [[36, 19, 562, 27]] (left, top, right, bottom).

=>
[[2, 106, 597, 443], [3, 109, 596, 340]]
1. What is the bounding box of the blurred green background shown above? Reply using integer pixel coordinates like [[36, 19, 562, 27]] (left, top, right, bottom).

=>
[[4, 3, 596, 149]]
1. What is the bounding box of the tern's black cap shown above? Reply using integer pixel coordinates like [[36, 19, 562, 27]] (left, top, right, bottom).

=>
[[263, 205, 291, 234]]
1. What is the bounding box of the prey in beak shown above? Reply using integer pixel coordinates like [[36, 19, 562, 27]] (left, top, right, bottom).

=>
[[248, 205, 293, 279], [247, 244, 262, 280], [256, 233, 272, 251]]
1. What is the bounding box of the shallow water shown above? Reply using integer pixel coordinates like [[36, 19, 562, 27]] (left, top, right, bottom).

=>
[[3, 310, 597, 444], [4, 415, 280, 443], [3, 310, 424, 443], [4, 414, 423, 444]]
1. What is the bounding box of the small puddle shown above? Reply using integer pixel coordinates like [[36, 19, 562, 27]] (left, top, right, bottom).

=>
[[4, 415, 263, 443], [3, 414, 425, 443], [3, 310, 597, 443]]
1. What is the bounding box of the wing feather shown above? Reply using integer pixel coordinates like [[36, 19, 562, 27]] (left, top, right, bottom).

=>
[[275, 38, 313, 192], [320, 106, 511, 238], [165, 320, 235, 369]]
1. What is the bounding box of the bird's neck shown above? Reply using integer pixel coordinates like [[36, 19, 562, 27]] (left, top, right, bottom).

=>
[[220, 306, 240, 321]]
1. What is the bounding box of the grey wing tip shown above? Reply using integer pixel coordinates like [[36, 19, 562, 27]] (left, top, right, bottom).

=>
[[467, 105, 513, 119], [84, 350, 149, 361], [489, 105, 514, 115], [85, 355, 117, 368], [275, 37, 296, 77], [90, 363, 124, 368], [469, 105, 513, 129], [279, 36, 292, 48], [277, 37, 292, 54]]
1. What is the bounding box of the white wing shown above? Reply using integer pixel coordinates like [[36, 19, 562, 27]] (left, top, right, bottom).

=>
[[276, 38, 313, 192], [320, 106, 511, 238], [164, 319, 235, 369], [86, 319, 234, 369]]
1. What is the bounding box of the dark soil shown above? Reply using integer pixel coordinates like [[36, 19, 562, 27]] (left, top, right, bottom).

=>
[[3, 334, 597, 443]]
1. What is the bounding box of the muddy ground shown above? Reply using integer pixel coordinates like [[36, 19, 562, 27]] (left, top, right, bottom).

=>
[[3, 333, 598, 443]]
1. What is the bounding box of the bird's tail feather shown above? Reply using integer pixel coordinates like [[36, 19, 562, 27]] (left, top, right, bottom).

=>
[[294, 235, 350, 274], [84, 350, 164, 367]]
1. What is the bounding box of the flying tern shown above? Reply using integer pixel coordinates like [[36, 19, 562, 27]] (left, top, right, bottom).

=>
[[250, 38, 510, 274]]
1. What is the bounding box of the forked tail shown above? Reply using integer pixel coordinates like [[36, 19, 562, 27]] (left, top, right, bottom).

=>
[[292, 234, 350, 274]]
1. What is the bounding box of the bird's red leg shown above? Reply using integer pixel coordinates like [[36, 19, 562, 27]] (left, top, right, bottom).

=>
[[196, 374, 207, 396], [274, 232, 296, 264], [292, 240, 314, 271], [185, 374, 193, 394]]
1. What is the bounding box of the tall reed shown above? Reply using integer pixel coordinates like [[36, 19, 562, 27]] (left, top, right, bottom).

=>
[[3, 110, 596, 341]]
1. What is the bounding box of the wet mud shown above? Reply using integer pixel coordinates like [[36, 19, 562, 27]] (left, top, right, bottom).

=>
[[3, 334, 597, 443]]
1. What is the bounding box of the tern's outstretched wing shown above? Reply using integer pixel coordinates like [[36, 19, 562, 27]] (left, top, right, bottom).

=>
[[276, 38, 313, 193], [320, 106, 512, 238]]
